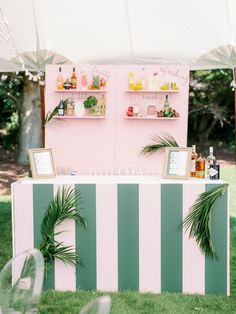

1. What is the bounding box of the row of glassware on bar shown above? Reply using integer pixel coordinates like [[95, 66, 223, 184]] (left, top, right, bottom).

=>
[[56, 167, 145, 176]]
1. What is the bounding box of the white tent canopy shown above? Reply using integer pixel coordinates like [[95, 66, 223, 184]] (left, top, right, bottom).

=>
[[1, 0, 236, 72]]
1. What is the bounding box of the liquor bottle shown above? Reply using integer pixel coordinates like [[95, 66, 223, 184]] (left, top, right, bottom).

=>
[[58, 99, 64, 116], [148, 72, 158, 90], [141, 68, 148, 90], [128, 71, 135, 90], [164, 95, 170, 117], [98, 94, 106, 116], [206, 147, 216, 178], [66, 98, 74, 116], [152, 72, 158, 90], [209, 160, 220, 180], [195, 153, 205, 179], [191, 145, 198, 177], [81, 71, 87, 90], [133, 97, 139, 117], [56, 67, 64, 90], [71, 67, 77, 89]]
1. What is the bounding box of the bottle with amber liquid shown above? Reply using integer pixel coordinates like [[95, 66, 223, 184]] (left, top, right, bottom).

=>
[[190, 145, 198, 177], [71, 67, 77, 89], [56, 67, 64, 90], [195, 153, 205, 179]]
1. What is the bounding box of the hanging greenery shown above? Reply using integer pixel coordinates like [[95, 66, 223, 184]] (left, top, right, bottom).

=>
[[39, 186, 87, 273], [182, 183, 228, 259], [141, 132, 179, 155]]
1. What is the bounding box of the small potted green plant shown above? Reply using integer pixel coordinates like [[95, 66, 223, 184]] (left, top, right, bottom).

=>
[[83, 96, 98, 115]]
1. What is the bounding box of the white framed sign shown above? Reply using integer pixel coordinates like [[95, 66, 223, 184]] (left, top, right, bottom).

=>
[[28, 148, 56, 179], [163, 147, 191, 179]]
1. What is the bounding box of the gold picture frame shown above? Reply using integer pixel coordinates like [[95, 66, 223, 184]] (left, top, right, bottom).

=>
[[28, 148, 56, 179], [163, 147, 192, 179]]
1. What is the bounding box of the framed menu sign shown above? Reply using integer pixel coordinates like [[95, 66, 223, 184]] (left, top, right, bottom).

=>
[[163, 147, 191, 179], [28, 148, 56, 179]]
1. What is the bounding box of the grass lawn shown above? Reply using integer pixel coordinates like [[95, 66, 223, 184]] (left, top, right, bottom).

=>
[[0, 167, 235, 313], [221, 165, 236, 217]]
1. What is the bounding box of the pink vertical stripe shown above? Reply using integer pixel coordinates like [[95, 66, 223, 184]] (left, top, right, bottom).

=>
[[139, 184, 161, 293], [183, 184, 205, 294], [96, 184, 118, 291], [227, 187, 230, 296], [54, 184, 76, 291], [12, 182, 34, 256]]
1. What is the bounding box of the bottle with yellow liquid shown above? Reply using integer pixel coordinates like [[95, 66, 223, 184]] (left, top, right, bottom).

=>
[[128, 71, 135, 90], [56, 67, 64, 90], [195, 153, 205, 179]]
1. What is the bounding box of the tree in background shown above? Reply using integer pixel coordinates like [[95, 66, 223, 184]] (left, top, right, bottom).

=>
[[0, 73, 42, 165], [188, 69, 234, 149], [0, 73, 23, 149]]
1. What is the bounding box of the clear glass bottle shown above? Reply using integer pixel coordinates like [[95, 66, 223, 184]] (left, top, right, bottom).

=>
[[191, 145, 198, 177], [56, 67, 64, 90], [209, 160, 220, 180], [195, 153, 205, 179], [133, 96, 139, 117], [206, 147, 216, 178], [141, 68, 148, 90], [98, 94, 106, 116]]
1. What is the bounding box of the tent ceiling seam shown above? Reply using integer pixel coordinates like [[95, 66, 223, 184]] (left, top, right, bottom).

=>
[[124, 0, 134, 62]]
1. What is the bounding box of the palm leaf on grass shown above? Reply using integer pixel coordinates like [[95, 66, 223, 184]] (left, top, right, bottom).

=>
[[39, 186, 87, 274], [141, 132, 179, 155], [182, 183, 228, 259]]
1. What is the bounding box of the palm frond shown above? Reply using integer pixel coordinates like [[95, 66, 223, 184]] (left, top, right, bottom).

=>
[[182, 183, 228, 259], [39, 186, 87, 273], [44, 105, 59, 125], [44, 99, 69, 125], [141, 132, 179, 155]]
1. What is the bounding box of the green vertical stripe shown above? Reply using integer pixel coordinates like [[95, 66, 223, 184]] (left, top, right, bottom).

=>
[[205, 184, 228, 294], [33, 184, 54, 289], [118, 184, 139, 290], [75, 184, 96, 290], [161, 184, 182, 292]]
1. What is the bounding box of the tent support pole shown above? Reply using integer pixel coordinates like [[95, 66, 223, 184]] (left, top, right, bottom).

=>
[[40, 74, 45, 148], [234, 67, 236, 164]]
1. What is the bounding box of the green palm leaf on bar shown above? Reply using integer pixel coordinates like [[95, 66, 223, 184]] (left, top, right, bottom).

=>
[[39, 186, 87, 273], [141, 132, 179, 155], [182, 183, 228, 259]]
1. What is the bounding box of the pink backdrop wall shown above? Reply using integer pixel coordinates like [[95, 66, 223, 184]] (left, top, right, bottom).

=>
[[45, 65, 189, 175]]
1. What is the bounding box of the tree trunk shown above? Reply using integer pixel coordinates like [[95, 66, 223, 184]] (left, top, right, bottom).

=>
[[18, 80, 42, 165]]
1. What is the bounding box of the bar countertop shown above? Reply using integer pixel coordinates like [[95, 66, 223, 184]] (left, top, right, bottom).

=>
[[15, 175, 225, 185]]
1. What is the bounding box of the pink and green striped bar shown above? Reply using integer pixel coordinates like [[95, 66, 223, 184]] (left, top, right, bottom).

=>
[[11, 177, 229, 295]]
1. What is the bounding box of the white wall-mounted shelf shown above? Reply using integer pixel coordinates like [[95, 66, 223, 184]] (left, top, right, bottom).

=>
[[125, 90, 179, 93], [124, 116, 179, 120], [54, 89, 107, 93]]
